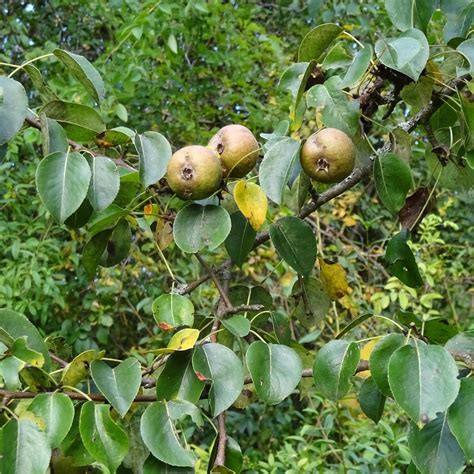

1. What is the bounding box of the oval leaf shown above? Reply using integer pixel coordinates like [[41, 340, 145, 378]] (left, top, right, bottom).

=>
[[233, 180, 267, 230], [259, 137, 301, 204], [409, 412, 465, 474], [152, 328, 200, 355], [54, 49, 105, 103], [36, 150, 91, 223], [141, 400, 198, 467], [173, 204, 231, 253], [135, 131, 172, 187], [269, 216, 316, 277], [358, 376, 386, 424], [374, 153, 412, 214], [28, 393, 74, 448], [0, 77, 28, 145], [246, 341, 302, 404], [340, 44, 373, 89], [448, 378, 474, 462], [192, 343, 244, 417], [388, 342, 460, 424], [87, 155, 120, 210], [298, 23, 343, 61], [90, 358, 141, 417], [313, 340, 360, 400], [224, 211, 256, 267], [79, 402, 129, 473], [152, 294, 195, 330]]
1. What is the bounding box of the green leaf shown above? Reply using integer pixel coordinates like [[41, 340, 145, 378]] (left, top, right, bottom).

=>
[[358, 376, 386, 424], [36, 150, 91, 223], [313, 340, 360, 400], [156, 350, 205, 404], [445, 331, 474, 360], [385, 0, 438, 32], [283, 172, 310, 213], [90, 358, 141, 417], [135, 131, 172, 187], [400, 77, 434, 113], [0, 418, 51, 474], [143, 456, 194, 473], [0, 77, 28, 145], [409, 412, 465, 474], [369, 333, 406, 396], [173, 204, 231, 253], [88, 204, 127, 235], [24, 65, 58, 103], [0, 309, 51, 369], [54, 49, 105, 103], [279, 61, 317, 120], [388, 342, 460, 424], [375, 29, 429, 81], [321, 43, 352, 70], [28, 393, 74, 448], [62, 349, 104, 386], [448, 378, 474, 462], [246, 342, 302, 404], [259, 137, 301, 204], [298, 23, 343, 61], [141, 400, 200, 467], [442, 1, 473, 43], [192, 343, 244, 416], [41, 100, 105, 142], [385, 230, 423, 288], [79, 401, 129, 473], [10, 336, 44, 367], [228, 285, 273, 327], [269, 216, 316, 277], [152, 294, 195, 330], [0, 356, 24, 390], [306, 76, 360, 135], [224, 211, 256, 267], [340, 44, 373, 89], [86, 156, 120, 211], [374, 153, 412, 213], [40, 116, 68, 155], [221, 315, 251, 338], [426, 150, 474, 191], [292, 277, 331, 329], [456, 38, 474, 76], [208, 436, 243, 473], [122, 413, 149, 474], [167, 33, 178, 54]]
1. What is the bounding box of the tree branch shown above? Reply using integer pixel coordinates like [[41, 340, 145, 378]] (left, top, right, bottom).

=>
[[214, 413, 228, 467]]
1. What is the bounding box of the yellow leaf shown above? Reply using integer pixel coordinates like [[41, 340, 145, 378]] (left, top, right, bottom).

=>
[[356, 337, 382, 379], [319, 259, 350, 300], [233, 180, 267, 230], [152, 328, 200, 354], [156, 219, 173, 250]]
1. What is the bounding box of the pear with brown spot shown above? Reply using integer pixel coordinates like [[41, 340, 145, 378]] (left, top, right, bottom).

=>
[[208, 124, 259, 178], [166, 145, 222, 200], [300, 128, 356, 184]]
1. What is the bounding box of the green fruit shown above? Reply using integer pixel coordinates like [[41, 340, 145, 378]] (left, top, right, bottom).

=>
[[166, 145, 222, 200], [208, 124, 259, 178], [300, 128, 356, 183]]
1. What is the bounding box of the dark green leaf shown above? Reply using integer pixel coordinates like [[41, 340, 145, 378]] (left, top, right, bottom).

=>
[[409, 412, 465, 474], [0, 418, 51, 474], [340, 44, 373, 89], [292, 277, 330, 328], [306, 76, 360, 135], [298, 23, 343, 61], [192, 343, 244, 416], [385, 230, 423, 287], [246, 341, 303, 404], [259, 137, 301, 204], [90, 358, 141, 417], [173, 204, 231, 253], [40, 116, 68, 155], [374, 153, 412, 213], [28, 393, 74, 448], [221, 315, 251, 338], [0, 77, 28, 145], [24, 65, 58, 103], [41, 100, 105, 142], [156, 350, 204, 404], [388, 342, 460, 424], [135, 131, 172, 187], [87, 155, 120, 211], [79, 401, 129, 472], [224, 211, 256, 267], [54, 49, 105, 103], [143, 456, 194, 473], [269, 216, 316, 277], [313, 340, 360, 400], [359, 376, 386, 423]]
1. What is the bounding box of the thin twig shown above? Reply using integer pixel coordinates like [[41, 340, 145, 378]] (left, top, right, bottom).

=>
[[214, 413, 228, 467], [195, 254, 232, 309]]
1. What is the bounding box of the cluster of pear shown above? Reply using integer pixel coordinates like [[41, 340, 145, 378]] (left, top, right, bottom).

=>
[[165, 124, 356, 201], [166, 124, 259, 200]]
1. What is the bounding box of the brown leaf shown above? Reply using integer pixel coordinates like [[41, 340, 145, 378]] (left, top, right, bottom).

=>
[[399, 187, 434, 230]]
